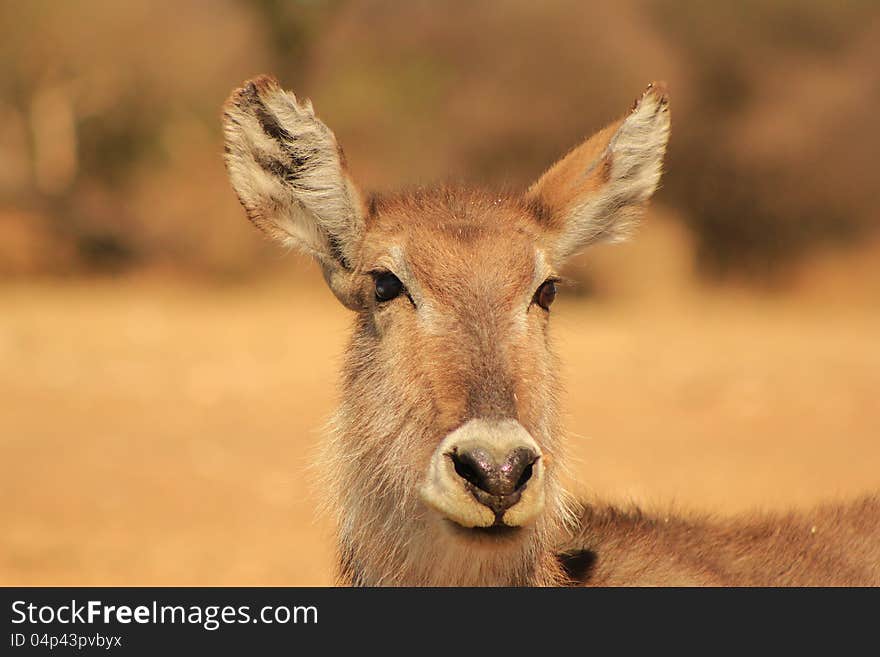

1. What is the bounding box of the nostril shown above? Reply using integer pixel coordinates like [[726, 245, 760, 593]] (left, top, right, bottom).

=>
[[515, 461, 534, 491], [451, 451, 484, 489], [450, 447, 499, 496]]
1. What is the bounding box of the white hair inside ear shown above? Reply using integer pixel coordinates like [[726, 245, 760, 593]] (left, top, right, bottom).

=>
[[222, 75, 365, 270], [526, 82, 671, 264]]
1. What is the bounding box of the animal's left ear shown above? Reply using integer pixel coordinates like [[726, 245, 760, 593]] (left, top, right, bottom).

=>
[[526, 82, 670, 265]]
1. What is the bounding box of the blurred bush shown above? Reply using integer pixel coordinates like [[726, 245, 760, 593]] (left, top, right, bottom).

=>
[[1, 0, 878, 282], [651, 0, 880, 280]]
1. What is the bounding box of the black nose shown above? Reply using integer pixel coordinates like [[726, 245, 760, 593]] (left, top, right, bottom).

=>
[[450, 446, 538, 517]]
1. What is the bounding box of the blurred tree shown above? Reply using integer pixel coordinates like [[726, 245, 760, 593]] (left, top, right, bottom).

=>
[[650, 0, 879, 281], [244, 0, 346, 85]]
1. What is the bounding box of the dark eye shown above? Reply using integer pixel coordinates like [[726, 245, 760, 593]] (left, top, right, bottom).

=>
[[374, 271, 404, 302], [534, 279, 557, 310]]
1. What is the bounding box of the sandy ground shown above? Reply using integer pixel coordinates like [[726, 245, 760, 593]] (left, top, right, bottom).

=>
[[1, 278, 878, 585]]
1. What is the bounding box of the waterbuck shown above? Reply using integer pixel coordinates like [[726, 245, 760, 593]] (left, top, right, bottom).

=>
[[222, 75, 879, 586]]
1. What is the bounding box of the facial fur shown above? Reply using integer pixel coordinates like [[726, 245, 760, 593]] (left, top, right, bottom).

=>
[[319, 191, 572, 585]]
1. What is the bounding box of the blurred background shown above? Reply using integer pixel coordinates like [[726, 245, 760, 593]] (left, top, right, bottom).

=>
[[1, 0, 878, 584]]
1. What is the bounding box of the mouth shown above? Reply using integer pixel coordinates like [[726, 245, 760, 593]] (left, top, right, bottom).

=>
[[445, 519, 524, 541]]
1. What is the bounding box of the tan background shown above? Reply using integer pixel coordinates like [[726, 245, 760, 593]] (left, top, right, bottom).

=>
[[1, 1, 878, 584]]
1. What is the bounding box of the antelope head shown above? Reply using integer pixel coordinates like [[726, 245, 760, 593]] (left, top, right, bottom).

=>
[[222, 76, 670, 585]]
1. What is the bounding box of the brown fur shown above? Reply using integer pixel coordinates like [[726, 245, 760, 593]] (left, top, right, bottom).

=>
[[222, 76, 879, 586], [561, 496, 880, 586], [319, 188, 570, 586]]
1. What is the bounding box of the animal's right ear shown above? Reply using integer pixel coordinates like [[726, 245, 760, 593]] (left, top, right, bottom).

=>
[[222, 75, 366, 309]]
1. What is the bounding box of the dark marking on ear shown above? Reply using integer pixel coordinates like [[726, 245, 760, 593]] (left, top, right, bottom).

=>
[[326, 233, 349, 269], [258, 112, 318, 178], [234, 80, 297, 147], [288, 147, 315, 172], [237, 82, 324, 187], [254, 151, 296, 182], [254, 102, 293, 144], [557, 549, 598, 585], [236, 80, 260, 109]]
